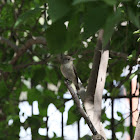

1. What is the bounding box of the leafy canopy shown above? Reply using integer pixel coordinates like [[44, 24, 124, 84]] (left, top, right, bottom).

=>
[[0, 0, 139, 139]]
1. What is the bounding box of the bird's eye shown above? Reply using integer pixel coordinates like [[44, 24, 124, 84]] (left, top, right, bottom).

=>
[[67, 58, 70, 61]]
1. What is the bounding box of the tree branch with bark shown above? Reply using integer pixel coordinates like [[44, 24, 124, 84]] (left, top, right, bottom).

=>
[[0, 36, 47, 81], [10, 36, 47, 65], [64, 29, 109, 140], [84, 30, 109, 140]]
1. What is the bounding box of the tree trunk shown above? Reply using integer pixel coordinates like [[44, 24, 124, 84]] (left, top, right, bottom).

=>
[[84, 30, 109, 140]]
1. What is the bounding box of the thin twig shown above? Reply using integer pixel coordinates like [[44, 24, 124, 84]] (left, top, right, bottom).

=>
[[116, 66, 133, 88], [115, 109, 138, 127]]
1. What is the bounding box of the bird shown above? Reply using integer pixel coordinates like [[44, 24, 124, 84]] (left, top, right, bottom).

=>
[[59, 55, 79, 90]]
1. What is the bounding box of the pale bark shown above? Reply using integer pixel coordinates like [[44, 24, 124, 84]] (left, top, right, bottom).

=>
[[134, 116, 140, 140], [65, 81, 98, 135], [84, 30, 109, 140], [65, 29, 109, 140]]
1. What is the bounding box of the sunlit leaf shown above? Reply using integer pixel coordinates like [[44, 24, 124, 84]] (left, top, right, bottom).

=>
[[133, 29, 140, 34], [67, 105, 81, 125]]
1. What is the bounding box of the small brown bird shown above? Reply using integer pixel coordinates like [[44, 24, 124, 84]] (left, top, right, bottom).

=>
[[59, 55, 79, 90]]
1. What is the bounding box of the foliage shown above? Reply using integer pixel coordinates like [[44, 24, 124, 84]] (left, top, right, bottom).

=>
[[0, 0, 139, 139]]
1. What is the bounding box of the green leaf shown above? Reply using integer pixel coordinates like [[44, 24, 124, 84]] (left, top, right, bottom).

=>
[[109, 59, 126, 80], [83, 4, 112, 38], [126, 126, 136, 138], [137, 37, 140, 42], [31, 66, 46, 86], [28, 88, 41, 104], [80, 135, 91, 140], [67, 105, 81, 125], [116, 124, 124, 133], [105, 124, 110, 129], [129, 69, 140, 80], [117, 111, 123, 118], [39, 108, 47, 117], [128, 7, 140, 28], [48, 0, 70, 23], [103, 0, 117, 5], [65, 13, 81, 49], [73, 0, 97, 5], [46, 21, 67, 53], [27, 116, 41, 128], [133, 29, 140, 34], [127, 50, 136, 61], [0, 64, 13, 72], [45, 67, 58, 85], [0, 5, 15, 28], [103, 8, 122, 47], [0, 80, 9, 97], [14, 7, 42, 27]]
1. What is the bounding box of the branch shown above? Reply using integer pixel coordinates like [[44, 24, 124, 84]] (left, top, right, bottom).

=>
[[82, 29, 109, 140], [44, 3, 48, 24], [116, 45, 140, 89], [0, 36, 18, 51], [86, 30, 104, 97], [115, 109, 138, 127], [110, 50, 128, 59], [116, 66, 133, 88], [65, 81, 105, 140], [10, 37, 47, 65]]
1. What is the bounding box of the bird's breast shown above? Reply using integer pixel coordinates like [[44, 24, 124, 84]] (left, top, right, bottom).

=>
[[60, 64, 75, 81]]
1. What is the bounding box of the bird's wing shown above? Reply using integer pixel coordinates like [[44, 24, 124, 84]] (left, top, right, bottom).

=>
[[73, 65, 78, 84]]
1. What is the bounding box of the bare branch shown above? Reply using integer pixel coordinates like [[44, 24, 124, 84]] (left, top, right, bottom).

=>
[[65, 81, 105, 140], [110, 50, 128, 59], [86, 30, 104, 97], [0, 36, 18, 51], [10, 37, 47, 65], [44, 3, 48, 24], [82, 29, 109, 140]]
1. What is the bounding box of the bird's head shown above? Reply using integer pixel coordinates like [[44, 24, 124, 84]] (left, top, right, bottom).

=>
[[58, 54, 75, 64]]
